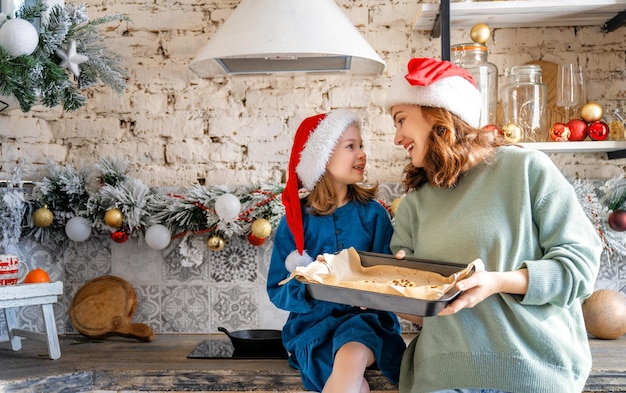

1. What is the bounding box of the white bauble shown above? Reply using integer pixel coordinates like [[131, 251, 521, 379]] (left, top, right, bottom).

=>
[[145, 224, 171, 250], [0, 18, 39, 57], [65, 217, 92, 242], [214, 193, 241, 221]]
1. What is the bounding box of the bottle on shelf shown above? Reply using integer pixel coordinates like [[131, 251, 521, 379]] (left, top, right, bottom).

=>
[[451, 43, 498, 128], [501, 64, 548, 142]]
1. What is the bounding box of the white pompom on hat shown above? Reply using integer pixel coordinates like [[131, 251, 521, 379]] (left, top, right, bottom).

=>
[[384, 57, 482, 128], [281, 109, 360, 272]]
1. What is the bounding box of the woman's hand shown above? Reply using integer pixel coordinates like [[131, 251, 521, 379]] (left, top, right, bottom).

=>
[[438, 268, 528, 316]]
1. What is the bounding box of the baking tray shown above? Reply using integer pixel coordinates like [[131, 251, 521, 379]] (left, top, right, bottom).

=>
[[305, 251, 472, 316]]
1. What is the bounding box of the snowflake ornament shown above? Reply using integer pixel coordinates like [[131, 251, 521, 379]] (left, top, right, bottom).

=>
[[55, 40, 89, 77]]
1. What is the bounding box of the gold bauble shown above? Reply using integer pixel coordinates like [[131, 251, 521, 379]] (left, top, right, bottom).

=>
[[502, 123, 522, 143], [33, 205, 54, 228], [580, 102, 604, 123], [391, 197, 403, 216], [207, 235, 226, 251], [251, 218, 272, 239], [104, 208, 124, 228], [470, 23, 491, 44]]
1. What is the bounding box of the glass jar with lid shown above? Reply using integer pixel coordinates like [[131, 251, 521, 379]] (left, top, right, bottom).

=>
[[451, 43, 498, 127], [501, 65, 548, 142]]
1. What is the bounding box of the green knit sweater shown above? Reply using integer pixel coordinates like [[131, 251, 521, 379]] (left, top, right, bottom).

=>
[[391, 146, 602, 393]]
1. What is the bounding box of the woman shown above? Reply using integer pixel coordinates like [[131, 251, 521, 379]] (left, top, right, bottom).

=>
[[384, 57, 602, 393], [267, 109, 406, 393]]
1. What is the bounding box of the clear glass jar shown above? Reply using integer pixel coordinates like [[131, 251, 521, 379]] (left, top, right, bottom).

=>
[[501, 65, 548, 141], [451, 43, 498, 127]]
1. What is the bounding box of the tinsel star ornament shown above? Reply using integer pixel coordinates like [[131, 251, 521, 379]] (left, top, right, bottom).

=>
[[55, 40, 89, 77], [33, 205, 54, 228]]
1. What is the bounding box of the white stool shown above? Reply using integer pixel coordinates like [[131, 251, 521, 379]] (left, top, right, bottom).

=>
[[0, 281, 63, 360]]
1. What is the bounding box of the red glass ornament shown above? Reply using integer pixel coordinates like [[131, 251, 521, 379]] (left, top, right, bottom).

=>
[[566, 118, 588, 141], [482, 124, 501, 139], [587, 121, 609, 141], [608, 210, 626, 232], [549, 122, 570, 142], [247, 233, 266, 246], [112, 230, 129, 243]]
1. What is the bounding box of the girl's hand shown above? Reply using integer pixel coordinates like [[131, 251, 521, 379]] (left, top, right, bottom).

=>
[[395, 249, 406, 259]]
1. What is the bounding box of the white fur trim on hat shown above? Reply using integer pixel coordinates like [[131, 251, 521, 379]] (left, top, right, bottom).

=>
[[385, 74, 482, 128], [296, 109, 360, 190], [285, 249, 313, 272]]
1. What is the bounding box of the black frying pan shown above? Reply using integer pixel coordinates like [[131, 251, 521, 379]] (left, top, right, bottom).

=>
[[218, 326, 287, 357]]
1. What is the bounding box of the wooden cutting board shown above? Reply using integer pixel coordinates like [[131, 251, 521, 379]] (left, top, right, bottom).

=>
[[69, 275, 154, 342]]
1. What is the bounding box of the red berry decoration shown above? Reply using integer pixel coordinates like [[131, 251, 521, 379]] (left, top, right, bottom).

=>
[[112, 230, 129, 243], [608, 210, 626, 232], [566, 118, 588, 141], [247, 233, 266, 246], [587, 121, 609, 141], [549, 122, 571, 142]]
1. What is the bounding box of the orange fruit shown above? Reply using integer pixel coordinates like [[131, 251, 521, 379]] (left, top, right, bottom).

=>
[[24, 268, 50, 283]]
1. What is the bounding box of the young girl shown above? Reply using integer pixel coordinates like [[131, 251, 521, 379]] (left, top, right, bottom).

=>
[[267, 109, 406, 393], [384, 57, 602, 393]]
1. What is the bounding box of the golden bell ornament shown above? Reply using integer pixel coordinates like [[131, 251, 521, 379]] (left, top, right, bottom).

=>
[[502, 123, 522, 143], [104, 208, 124, 228], [581, 102, 604, 123], [33, 205, 54, 228], [470, 23, 491, 45], [207, 235, 226, 251], [251, 218, 272, 239]]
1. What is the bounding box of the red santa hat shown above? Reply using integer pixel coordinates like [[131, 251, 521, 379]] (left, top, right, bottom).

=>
[[384, 57, 482, 128], [282, 109, 360, 272]]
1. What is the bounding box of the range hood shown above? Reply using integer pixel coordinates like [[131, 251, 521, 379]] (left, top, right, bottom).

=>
[[188, 0, 385, 76]]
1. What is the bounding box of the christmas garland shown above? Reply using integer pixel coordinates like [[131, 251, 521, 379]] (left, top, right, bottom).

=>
[[0, 0, 128, 112], [1, 157, 625, 268]]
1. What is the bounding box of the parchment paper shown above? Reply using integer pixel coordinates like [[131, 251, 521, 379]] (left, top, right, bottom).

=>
[[281, 247, 483, 301]]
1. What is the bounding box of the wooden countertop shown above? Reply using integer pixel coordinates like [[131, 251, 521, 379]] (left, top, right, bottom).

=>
[[1, 334, 625, 392]]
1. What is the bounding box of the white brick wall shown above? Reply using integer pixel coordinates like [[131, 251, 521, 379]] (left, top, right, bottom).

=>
[[0, 0, 624, 185]]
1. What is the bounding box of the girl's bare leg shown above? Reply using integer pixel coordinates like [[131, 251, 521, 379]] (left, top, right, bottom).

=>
[[322, 341, 375, 393]]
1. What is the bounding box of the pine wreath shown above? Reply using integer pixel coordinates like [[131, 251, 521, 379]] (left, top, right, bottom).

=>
[[0, 0, 128, 112]]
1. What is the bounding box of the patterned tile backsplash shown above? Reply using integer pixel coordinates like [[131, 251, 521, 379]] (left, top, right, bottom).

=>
[[1, 183, 624, 340]]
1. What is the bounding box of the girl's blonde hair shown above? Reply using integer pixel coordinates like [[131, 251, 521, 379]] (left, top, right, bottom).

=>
[[402, 106, 508, 191], [304, 176, 379, 216]]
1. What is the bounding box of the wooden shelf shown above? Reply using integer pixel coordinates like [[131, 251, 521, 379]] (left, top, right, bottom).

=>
[[519, 141, 626, 158], [414, 0, 626, 31]]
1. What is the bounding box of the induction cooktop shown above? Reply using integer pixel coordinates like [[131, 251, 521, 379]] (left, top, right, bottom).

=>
[[187, 338, 288, 359]]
